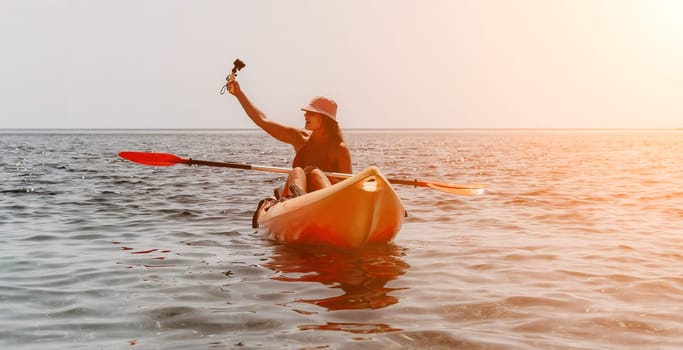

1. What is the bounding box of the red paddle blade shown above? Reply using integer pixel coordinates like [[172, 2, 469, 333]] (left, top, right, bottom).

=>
[[118, 152, 187, 166]]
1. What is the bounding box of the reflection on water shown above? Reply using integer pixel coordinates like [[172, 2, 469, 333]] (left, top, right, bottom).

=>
[[299, 321, 402, 334], [264, 243, 410, 311]]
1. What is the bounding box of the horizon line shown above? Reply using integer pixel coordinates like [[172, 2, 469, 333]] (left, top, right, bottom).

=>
[[1, 127, 681, 131]]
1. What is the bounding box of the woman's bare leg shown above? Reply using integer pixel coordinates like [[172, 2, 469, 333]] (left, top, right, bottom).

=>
[[282, 167, 307, 198], [306, 168, 332, 192]]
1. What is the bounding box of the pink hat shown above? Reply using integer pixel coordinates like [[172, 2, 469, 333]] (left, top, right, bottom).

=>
[[301, 96, 337, 121]]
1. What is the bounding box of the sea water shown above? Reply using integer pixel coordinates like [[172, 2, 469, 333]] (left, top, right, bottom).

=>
[[1, 129, 682, 349]]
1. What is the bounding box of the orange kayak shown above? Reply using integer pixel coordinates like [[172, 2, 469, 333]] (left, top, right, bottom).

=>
[[253, 166, 405, 248]]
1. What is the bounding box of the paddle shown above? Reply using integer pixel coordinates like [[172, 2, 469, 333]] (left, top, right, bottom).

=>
[[118, 151, 486, 196]]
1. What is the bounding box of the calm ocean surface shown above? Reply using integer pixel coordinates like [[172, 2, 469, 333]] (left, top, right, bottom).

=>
[[1, 129, 682, 349]]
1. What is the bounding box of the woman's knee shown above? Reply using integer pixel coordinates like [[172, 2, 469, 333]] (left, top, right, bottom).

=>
[[283, 167, 307, 197], [291, 167, 306, 176], [307, 168, 332, 191]]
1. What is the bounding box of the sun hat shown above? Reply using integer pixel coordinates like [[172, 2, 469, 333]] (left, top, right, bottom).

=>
[[301, 96, 338, 122]]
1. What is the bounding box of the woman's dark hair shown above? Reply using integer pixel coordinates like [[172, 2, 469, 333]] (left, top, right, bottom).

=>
[[322, 116, 344, 143]]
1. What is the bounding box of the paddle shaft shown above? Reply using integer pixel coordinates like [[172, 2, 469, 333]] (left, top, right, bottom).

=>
[[186, 158, 351, 178], [118, 151, 486, 195], [186, 158, 482, 192]]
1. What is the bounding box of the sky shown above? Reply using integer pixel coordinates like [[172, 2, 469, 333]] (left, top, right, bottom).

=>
[[1, 0, 681, 129]]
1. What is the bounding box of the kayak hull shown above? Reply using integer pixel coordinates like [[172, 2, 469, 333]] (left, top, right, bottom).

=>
[[254, 166, 405, 248]]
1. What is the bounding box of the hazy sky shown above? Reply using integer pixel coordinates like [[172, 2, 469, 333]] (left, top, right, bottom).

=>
[[1, 0, 681, 129]]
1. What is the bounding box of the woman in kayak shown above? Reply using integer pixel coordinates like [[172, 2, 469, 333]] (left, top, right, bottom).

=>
[[227, 79, 352, 198]]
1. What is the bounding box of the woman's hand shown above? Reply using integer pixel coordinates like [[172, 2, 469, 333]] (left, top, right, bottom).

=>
[[227, 78, 241, 96]]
